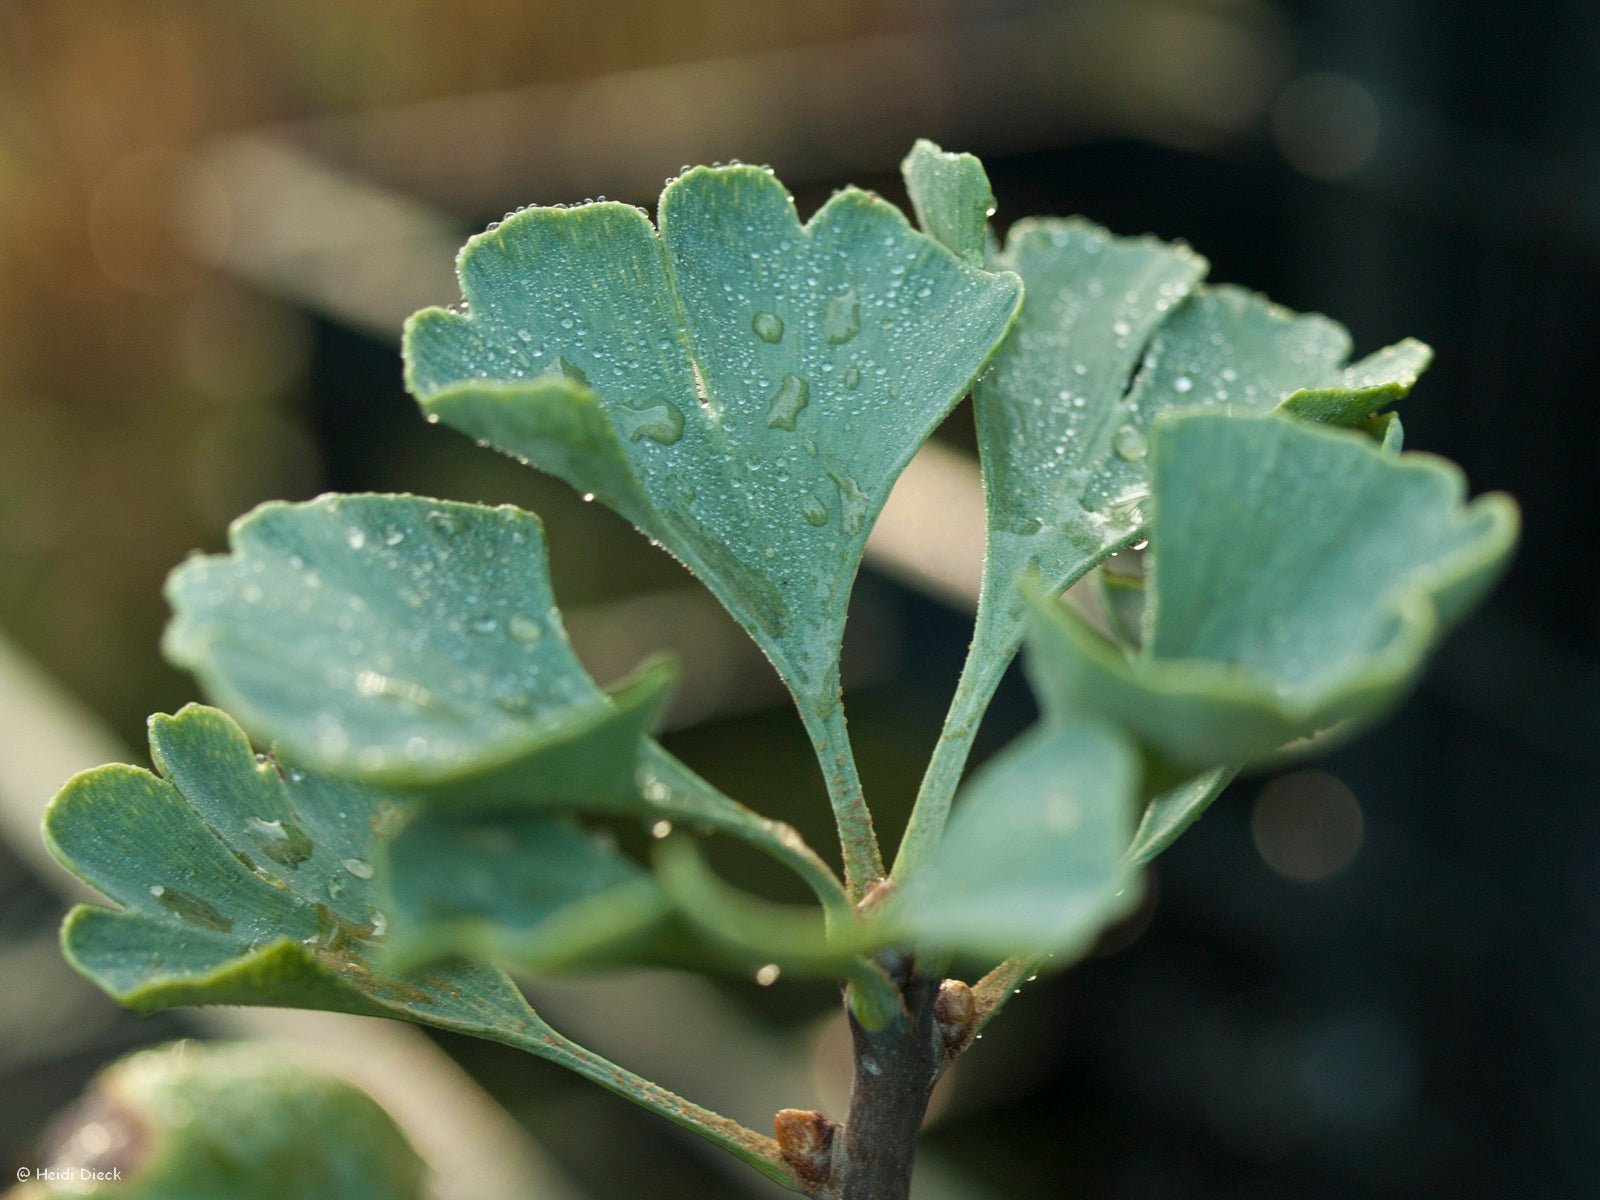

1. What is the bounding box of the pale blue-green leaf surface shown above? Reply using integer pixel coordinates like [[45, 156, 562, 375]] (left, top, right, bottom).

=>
[[43, 706, 797, 1189], [403, 166, 1023, 889], [165, 495, 669, 808], [900, 139, 994, 265], [1024, 413, 1519, 774], [891, 722, 1141, 962], [896, 143, 1437, 877], [162, 493, 850, 916]]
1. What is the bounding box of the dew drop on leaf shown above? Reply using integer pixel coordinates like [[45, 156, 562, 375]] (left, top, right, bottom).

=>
[[1113, 425, 1148, 461], [822, 288, 861, 344], [751, 311, 785, 343], [765, 373, 810, 430], [507, 613, 544, 643], [245, 817, 314, 869], [148, 885, 235, 932]]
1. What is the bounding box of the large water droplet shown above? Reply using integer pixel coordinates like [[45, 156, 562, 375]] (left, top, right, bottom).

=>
[[765, 373, 810, 430], [828, 471, 870, 534], [801, 492, 830, 527], [843, 366, 861, 390], [822, 288, 860, 344], [148, 885, 234, 932], [751, 311, 785, 343], [508, 613, 544, 643], [341, 857, 375, 880], [1113, 425, 1148, 461], [245, 817, 314, 869], [614, 397, 685, 445]]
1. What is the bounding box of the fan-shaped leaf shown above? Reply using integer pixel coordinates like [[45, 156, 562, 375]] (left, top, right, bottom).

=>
[[162, 493, 847, 915], [1023, 413, 1519, 775], [896, 143, 1436, 876], [403, 166, 1023, 888], [43, 705, 795, 1188]]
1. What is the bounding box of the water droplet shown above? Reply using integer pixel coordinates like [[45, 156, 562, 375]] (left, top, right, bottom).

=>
[[801, 492, 830, 527], [827, 470, 870, 534], [245, 817, 314, 869], [148, 885, 234, 932], [751, 311, 785, 343], [650, 820, 674, 839], [843, 366, 861, 390], [508, 613, 544, 643], [614, 397, 685, 445], [346, 528, 366, 550], [342, 857, 375, 880], [822, 288, 860, 344], [765, 373, 810, 430], [755, 963, 781, 987], [1173, 375, 1194, 393], [1113, 425, 1148, 462]]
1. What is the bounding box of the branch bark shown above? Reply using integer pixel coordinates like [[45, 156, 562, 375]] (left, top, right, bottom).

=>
[[833, 965, 944, 1199]]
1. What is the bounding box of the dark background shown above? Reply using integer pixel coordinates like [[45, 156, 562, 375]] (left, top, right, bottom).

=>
[[1, 1, 1594, 1197]]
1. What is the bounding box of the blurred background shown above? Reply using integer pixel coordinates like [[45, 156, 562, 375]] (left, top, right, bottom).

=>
[[0, 1, 1595, 1197]]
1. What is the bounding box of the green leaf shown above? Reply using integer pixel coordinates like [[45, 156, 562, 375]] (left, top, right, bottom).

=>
[[896, 149, 1435, 876], [165, 494, 669, 809], [377, 811, 671, 974], [163, 493, 850, 920], [891, 722, 1141, 961], [900, 139, 994, 265], [403, 166, 1023, 889], [43, 706, 798, 1190], [17, 1041, 427, 1200], [1023, 412, 1519, 775], [1124, 767, 1236, 866]]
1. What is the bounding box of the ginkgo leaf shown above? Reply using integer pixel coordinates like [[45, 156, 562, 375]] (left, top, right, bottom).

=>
[[890, 722, 1141, 962], [1022, 412, 1519, 775], [895, 143, 1437, 876], [44, 705, 796, 1189], [18, 1042, 427, 1200], [900, 139, 994, 265], [161, 493, 849, 917], [164, 494, 670, 809], [403, 165, 1023, 890]]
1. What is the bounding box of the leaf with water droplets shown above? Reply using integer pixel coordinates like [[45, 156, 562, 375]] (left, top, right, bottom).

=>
[[899, 139, 995, 266], [42, 705, 797, 1187], [890, 722, 1141, 961], [161, 491, 848, 919], [1022, 413, 1518, 777], [45, 704, 558, 1028], [895, 143, 1442, 879], [945, 215, 1434, 682], [403, 165, 1023, 889], [164, 494, 672, 810]]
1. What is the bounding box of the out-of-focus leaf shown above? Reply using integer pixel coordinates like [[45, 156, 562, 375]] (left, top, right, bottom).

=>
[[1023, 413, 1519, 775], [163, 494, 848, 915], [891, 722, 1141, 962], [378, 811, 670, 973], [1124, 767, 1237, 866], [16, 1041, 426, 1200], [403, 165, 1022, 888], [43, 706, 798, 1189]]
